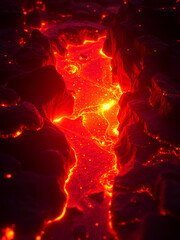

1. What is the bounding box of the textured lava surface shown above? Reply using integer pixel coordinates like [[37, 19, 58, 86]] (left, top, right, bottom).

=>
[[45, 37, 121, 240]]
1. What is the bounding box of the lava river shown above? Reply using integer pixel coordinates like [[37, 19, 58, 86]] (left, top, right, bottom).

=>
[[45, 37, 122, 240]]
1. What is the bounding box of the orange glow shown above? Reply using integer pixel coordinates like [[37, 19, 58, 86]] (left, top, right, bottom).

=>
[[1, 104, 8, 107], [1, 130, 22, 139], [64, 64, 79, 74], [1, 227, 15, 240], [101, 101, 115, 111], [36, 0, 43, 4], [47, 148, 78, 224], [101, 13, 108, 19], [112, 128, 119, 136], [6, 174, 12, 179], [13, 130, 22, 138], [99, 48, 112, 59], [53, 117, 63, 123], [45, 36, 121, 239]]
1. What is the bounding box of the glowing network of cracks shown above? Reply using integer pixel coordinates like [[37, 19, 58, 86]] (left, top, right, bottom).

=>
[[54, 37, 122, 147], [35, 37, 122, 240], [54, 37, 122, 195]]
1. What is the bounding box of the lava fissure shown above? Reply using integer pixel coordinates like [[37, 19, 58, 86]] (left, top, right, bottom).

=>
[[43, 37, 121, 240]]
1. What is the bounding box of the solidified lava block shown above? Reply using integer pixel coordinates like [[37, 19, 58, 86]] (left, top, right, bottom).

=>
[[150, 73, 180, 123], [73, 0, 121, 5], [0, 62, 23, 86], [0, 39, 21, 59], [0, 101, 44, 137], [115, 21, 144, 49], [115, 123, 161, 166], [15, 30, 53, 71], [112, 163, 180, 239], [117, 91, 180, 146], [45, 0, 72, 13], [30, 30, 51, 53], [8, 65, 65, 107], [0, 87, 20, 107], [25, 10, 41, 28], [0, 154, 21, 178], [137, 213, 180, 240], [21, 0, 37, 10], [0, 119, 75, 174], [0, 85, 75, 237], [144, 0, 176, 7], [0, 2, 24, 28], [113, 162, 180, 193], [159, 179, 180, 218], [15, 43, 49, 71], [111, 191, 156, 240], [0, 165, 66, 235], [0, 88, 75, 236], [107, 1, 180, 240], [70, 1, 104, 22]]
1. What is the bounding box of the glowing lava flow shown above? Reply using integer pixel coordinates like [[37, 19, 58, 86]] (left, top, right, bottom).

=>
[[50, 37, 121, 239]]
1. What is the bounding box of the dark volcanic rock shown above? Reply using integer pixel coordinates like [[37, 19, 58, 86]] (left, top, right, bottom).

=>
[[43, 21, 106, 48], [0, 170, 66, 235], [0, 119, 75, 176], [45, 0, 72, 13], [26, 149, 67, 178], [15, 42, 49, 70], [150, 73, 180, 123], [137, 213, 180, 240], [25, 10, 41, 28], [0, 2, 23, 28], [0, 101, 43, 137], [15, 30, 53, 70], [0, 62, 23, 86], [108, 1, 180, 240], [72, 225, 87, 240], [89, 191, 104, 203], [66, 206, 83, 219], [8, 65, 65, 107], [30, 30, 51, 53], [0, 39, 21, 58], [115, 123, 161, 166], [72, 2, 103, 22], [111, 191, 156, 223], [159, 179, 180, 218], [111, 191, 156, 240], [114, 162, 180, 193], [0, 87, 20, 107], [0, 154, 21, 179]]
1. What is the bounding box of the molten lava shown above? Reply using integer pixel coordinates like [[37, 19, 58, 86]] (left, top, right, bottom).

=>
[[46, 37, 122, 239]]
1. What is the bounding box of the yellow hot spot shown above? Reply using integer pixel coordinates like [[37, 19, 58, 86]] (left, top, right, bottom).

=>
[[113, 128, 119, 136], [101, 101, 115, 111], [64, 65, 79, 74], [99, 48, 112, 59], [53, 117, 63, 123]]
